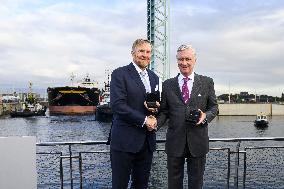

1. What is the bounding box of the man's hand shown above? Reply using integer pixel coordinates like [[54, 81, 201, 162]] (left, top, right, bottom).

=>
[[144, 101, 160, 113], [146, 115, 157, 131], [196, 109, 206, 125]]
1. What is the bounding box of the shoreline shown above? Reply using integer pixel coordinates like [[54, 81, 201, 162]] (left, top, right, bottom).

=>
[[1, 103, 284, 116]]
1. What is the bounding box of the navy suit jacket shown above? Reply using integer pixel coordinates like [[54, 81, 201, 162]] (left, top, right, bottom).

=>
[[110, 63, 159, 153]]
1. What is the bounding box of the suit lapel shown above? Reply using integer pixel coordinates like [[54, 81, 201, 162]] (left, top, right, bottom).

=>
[[189, 74, 201, 104], [148, 70, 157, 92], [173, 73, 201, 105], [127, 63, 146, 94], [172, 75, 184, 103]]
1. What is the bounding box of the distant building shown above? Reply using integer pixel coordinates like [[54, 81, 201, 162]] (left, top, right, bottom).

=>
[[240, 92, 249, 96], [218, 92, 282, 103], [0, 92, 43, 103], [0, 93, 20, 103]]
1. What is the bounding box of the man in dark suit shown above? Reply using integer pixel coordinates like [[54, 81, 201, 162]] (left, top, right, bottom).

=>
[[110, 39, 159, 189], [157, 44, 218, 189]]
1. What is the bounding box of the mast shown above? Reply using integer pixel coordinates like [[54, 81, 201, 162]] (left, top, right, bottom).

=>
[[147, 0, 170, 81]]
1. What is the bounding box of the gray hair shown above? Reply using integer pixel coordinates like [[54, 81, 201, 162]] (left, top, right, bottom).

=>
[[177, 44, 197, 58]]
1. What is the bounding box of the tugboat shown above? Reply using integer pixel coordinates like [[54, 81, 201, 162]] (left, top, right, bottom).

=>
[[254, 113, 269, 127], [47, 74, 100, 115], [10, 82, 47, 118], [96, 72, 112, 122], [10, 103, 47, 118]]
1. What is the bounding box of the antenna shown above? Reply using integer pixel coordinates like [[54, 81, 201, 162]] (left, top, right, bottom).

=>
[[70, 72, 75, 86], [29, 81, 33, 94]]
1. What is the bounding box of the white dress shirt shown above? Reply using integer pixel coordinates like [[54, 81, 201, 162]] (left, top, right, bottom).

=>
[[132, 62, 151, 127], [132, 62, 151, 93], [178, 72, 195, 97]]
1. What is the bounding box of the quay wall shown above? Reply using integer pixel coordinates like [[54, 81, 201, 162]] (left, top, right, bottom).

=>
[[1, 103, 284, 116], [271, 104, 284, 115], [218, 103, 284, 116]]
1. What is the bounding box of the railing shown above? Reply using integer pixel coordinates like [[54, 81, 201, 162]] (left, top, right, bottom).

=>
[[36, 137, 284, 189]]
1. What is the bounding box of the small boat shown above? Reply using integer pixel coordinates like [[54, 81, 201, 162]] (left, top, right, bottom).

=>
[[254, 113, 269, 126], [10, 103, 47, 117], [96, 73, 112, 122], [10, 82, 47, 118]]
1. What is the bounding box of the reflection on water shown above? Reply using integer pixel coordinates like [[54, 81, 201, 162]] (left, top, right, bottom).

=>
[[0, 115, 111, 142], [254, 125, 269, 137], [209, 115, 284, 138], [0, 115, 284, 188]]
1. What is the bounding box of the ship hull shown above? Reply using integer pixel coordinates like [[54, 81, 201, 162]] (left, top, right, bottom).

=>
[[47, 86, 100, 115], [10, 109, 46, 118], [49, 105, 97, 115]]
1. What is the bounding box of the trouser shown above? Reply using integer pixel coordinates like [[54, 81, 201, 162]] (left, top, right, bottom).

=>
[[111, 141, 153, 189], [167, 148, 206, 189]]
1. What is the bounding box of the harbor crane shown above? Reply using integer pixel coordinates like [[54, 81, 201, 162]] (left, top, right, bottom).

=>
[[147, 0, 170, 81]]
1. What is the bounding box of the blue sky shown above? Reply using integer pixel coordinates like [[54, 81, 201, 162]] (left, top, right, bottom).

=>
[[0, 0, 284, 96]]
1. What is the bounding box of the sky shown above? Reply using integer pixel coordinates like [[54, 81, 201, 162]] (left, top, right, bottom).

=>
[[0, 0, 284, 96]]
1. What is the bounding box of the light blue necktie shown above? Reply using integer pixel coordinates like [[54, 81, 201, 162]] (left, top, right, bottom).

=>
[[140, 71, 151, 93]]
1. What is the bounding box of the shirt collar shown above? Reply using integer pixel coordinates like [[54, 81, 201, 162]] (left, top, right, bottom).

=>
[[132, 62, 147, 75], [178, 72, 195, 83], [132, 62, 148, 77]]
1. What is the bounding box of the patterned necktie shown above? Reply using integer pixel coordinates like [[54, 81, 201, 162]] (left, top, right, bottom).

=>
[[182, 77, 190, 103], [140, 71, 151, 93]]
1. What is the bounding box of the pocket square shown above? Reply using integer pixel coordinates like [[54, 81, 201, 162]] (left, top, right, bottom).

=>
[[198, 94, 202, 97], [155, 84, 159, 91]]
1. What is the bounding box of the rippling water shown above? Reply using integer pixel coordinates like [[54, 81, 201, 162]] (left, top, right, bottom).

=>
[[1, 113, 284, 141], [0, 114, 110, 142], [0, 113, 283, 188]]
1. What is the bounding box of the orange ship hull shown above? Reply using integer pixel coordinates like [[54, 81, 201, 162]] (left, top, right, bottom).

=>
[[49, 106, 96, 115]]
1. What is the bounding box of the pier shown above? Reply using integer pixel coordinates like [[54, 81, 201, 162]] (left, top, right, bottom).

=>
[[35, 137, 284, 188]]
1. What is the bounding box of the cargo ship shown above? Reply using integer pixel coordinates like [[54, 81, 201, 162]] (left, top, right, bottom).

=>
[[47, 74, 100, 115]]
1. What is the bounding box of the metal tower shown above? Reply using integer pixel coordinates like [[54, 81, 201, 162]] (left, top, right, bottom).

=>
[[147, 0, 170, 81]]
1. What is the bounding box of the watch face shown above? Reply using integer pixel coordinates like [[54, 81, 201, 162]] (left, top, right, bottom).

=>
[[146, 102, 158, 108]]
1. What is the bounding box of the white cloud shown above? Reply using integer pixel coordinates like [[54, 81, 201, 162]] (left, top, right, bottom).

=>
[[0, 0, 283, 96], [0, 0, 147, 90], [169, 1, 284, 96]]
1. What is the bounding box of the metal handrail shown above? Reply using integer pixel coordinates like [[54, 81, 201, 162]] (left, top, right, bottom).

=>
[[36, 137, 284, 146], [36, 137, 284, 189]]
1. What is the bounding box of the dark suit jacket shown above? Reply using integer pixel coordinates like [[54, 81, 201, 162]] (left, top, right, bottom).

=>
[[158, 73, 218, 157], [110, 63, 159, 153]]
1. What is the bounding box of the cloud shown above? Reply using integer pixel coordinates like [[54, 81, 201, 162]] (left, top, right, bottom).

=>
[[0, 0, 147, 90], [170, 1, 284, 96], [0, 0, 283, 96]]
